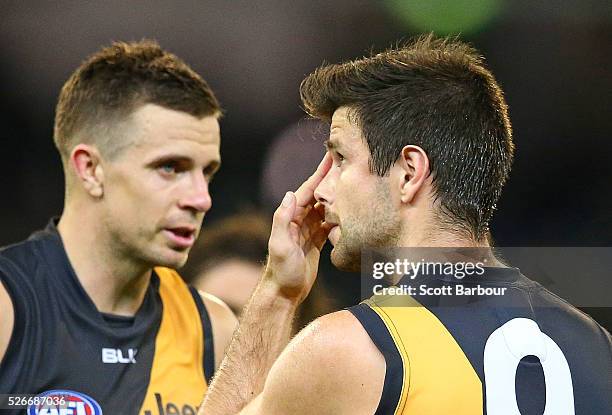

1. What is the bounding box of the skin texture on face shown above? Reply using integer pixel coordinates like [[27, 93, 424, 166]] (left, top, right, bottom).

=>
[[315, 107, 401, 272], [98, 103, 221, 270]]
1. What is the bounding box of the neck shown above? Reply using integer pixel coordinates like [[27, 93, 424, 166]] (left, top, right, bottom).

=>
[[399, 230, 488, 248], [398, 204, 488, 248], [58, 201, 152, 316], [397, 217, 505, 267]]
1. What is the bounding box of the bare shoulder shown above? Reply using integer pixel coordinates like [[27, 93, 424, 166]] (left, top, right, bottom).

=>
[[199, 291, 238, 329], [199, 291, 238, 369], [289, 309, 382, 361], [0, 279, 15, 362], [257, 310, 386, 415], [285, 309, 385, 380]]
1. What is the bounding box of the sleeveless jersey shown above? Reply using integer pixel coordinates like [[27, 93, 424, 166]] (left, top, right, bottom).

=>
[[0, 220, 215, 415], [349, 267, 612, 414]]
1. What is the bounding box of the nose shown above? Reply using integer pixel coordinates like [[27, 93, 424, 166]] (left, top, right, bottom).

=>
[[179, 172, 212, 213], [314, 165, 335, 206]]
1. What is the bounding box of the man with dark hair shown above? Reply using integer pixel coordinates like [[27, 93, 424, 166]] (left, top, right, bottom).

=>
[[200, 35, 611, 414], [0, 40, 236, 414]]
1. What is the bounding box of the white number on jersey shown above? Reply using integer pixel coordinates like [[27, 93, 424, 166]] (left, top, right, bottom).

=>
[[483, 318, 574, 414]]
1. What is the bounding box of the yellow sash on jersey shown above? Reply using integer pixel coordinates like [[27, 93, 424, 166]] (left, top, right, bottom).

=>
[[365, 295, 482, 414], [139, 267, 207, 415]]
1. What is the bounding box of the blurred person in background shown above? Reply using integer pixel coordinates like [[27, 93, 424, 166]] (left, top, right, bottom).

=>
[[200, 35, 611, 414], [0, 40, 236, 415], [181, 211, 270, 316], [182, 210, 337, 328]]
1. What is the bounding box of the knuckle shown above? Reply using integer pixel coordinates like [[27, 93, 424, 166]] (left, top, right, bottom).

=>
[[268, 239, 287, 257]]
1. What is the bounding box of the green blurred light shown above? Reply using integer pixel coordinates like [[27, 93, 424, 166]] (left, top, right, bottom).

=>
[[384, 0, 503, 35]]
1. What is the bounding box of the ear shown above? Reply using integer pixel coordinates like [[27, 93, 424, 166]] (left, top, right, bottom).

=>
[[397, 145, 430, 204], [69, 144, 105, 198]]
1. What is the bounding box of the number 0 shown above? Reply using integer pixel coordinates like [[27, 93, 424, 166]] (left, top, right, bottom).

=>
[[483, 318, 575, 414]]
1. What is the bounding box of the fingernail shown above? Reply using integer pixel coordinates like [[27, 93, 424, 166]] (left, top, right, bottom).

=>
[[282, 192, 292, 207]]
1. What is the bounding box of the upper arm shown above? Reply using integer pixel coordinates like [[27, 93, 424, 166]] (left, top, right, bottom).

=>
[[244, 310, 386, 415], [200, 291, 238, 369], [0, 279, 15, 362]]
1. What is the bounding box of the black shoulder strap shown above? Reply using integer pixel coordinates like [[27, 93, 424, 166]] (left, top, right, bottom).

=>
[[189, 287, 215, 384], [348, 303, 404, 415]]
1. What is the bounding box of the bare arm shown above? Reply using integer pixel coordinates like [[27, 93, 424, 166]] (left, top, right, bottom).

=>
[[200, 291, 238, 369], [241, 311, 386, 415], [0, 280, 14, 362], [202, 280, 298, 413], [199, 154, 333, 415]]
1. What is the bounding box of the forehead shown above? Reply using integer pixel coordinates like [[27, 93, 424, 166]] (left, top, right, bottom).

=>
[[122, 103, 220, 160], [328, 107, 366, 153]]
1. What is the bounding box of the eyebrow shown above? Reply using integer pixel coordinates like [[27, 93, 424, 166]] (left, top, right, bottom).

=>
[[206, 160, 221, 176], [324, 139, 339, 151], [147, 154, 192, 165]]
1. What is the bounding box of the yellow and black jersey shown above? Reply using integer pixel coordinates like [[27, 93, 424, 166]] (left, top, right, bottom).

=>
[[0, 220, 214, 415], [349, 267, 612, 414]]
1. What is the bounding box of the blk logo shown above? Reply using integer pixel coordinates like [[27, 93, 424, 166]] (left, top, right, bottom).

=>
[[101, 347, 137, 364]]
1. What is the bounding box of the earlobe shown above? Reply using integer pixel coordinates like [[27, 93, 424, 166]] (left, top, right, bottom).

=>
[[399, 145, 430, 204], [70, 144, 105, 198]]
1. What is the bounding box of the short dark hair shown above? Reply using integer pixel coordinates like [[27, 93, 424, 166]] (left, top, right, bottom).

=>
[[54, 39, 221, 160], [300, 34, 514, 241]]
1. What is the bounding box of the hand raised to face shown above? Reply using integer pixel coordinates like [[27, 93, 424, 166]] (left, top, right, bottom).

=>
[[265, 153, 333, 303]]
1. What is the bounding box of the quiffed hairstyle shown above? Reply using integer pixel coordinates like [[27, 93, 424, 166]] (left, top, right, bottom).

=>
[[300, 34, 514, 241], [54, 39, 220, 160]]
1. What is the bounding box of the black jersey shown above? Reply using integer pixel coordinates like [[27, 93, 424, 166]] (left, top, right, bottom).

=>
[[0, 220, 214, 415], [349, 267, 612, 414]]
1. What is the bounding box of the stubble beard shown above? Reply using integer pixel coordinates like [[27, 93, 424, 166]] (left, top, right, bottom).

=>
[[107, 218, 189, 271], [330, 184, 401, 273]]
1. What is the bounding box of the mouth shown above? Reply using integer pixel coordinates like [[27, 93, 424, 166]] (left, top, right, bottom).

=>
[[163, 226, 197, 249], [324, 214, 340, 245], [328, 225, 341, 246]]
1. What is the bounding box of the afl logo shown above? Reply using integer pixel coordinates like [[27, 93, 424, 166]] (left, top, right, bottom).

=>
[[27, 389, 103, 415]]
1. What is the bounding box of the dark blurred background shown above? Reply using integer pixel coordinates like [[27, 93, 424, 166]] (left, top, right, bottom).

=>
[[1, 1, 610, 326]]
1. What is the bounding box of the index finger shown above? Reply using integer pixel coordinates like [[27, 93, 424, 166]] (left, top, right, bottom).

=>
[[294, 152, 332, 208]]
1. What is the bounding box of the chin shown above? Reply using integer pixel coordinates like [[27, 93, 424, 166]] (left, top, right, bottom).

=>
[[165, 254, 189, 269], [149, 249, 189, 270], [330, 246, 361, 273]]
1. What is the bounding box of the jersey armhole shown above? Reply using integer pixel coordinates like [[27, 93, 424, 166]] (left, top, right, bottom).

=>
[[0, 256, 31, 383], [0, 275, 15, 370], [348, 303, 405, 415], [189, 286, 215, 384]]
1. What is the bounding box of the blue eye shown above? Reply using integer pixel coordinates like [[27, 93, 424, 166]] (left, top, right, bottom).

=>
[[159, 163, 176, 174]]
